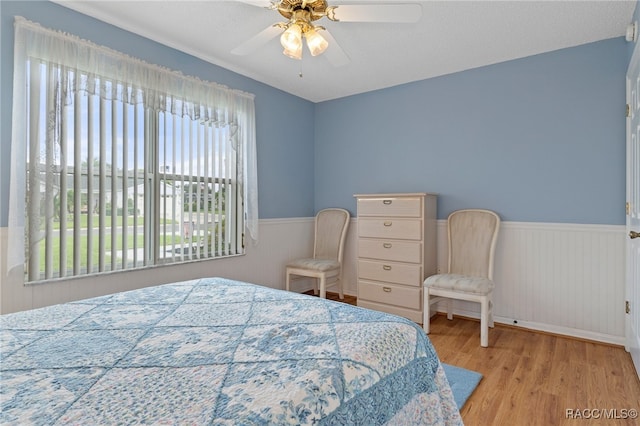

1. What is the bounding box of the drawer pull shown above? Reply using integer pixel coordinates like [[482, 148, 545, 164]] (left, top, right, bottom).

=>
[[383, 199, 392, 205], [383, 265, 392, 271], [383, 287, 392, 292], [383, 243, 392, 248], [383, 221, 392, 227]]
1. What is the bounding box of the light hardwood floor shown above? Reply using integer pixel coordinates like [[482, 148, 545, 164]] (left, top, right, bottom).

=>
[[317, 291, 640, 425], [427, 314, 640, 425]]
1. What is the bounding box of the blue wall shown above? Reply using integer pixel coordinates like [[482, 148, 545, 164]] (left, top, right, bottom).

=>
[[0, 1, 630, 226], [0, 1, 316, 225], [315, 38, 628, 224]]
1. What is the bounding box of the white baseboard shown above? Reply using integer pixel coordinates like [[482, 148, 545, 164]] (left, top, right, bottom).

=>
[[431, 304, 625, 346]]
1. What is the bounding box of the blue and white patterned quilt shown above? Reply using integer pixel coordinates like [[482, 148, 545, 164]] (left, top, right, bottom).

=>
[[1, 277, 462, 425]]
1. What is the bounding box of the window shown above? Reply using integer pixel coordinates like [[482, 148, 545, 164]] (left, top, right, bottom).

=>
[[8, 17, 258, 283]]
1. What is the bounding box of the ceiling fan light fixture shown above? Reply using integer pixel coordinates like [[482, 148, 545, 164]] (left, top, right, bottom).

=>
[[305, 27, 328, 56], [280, 23, 303, 54], [233, 1, 422, 67], [282, 43, 303, 59]]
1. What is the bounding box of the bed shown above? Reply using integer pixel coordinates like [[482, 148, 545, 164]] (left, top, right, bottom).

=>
[[1, 277, 462, 425]]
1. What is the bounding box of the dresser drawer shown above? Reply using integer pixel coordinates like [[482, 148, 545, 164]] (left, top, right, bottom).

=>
[[358, 280, 422, 310], [358, 260, 422, 287], [357, 300, 423, 324], [358, 218, 422, 240], [357, 197, 422, 217], [358, 239, 422, 263]]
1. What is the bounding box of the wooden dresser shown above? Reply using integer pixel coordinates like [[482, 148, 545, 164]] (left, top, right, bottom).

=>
[[354, 193, 437, 323]]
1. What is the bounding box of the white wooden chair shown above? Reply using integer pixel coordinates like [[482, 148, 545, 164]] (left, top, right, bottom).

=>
[[423, 209, 500, 347], [286, 208, 350, 299]]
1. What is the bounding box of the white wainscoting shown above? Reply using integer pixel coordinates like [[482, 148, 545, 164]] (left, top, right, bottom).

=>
[[430, 220, 627, 346], [299, 218, 627, 345], [0, 219, 627, 345], [0, 218, 316, 314]]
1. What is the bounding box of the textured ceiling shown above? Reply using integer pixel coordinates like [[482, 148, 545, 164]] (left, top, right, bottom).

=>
[[54, 1, 636, 102]]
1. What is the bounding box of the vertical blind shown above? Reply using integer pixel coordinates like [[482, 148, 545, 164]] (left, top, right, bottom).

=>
[[9, 17, 258, 282]]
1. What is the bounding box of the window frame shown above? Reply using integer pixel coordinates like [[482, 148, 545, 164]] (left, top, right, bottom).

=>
[[10, 18, 256, 285]]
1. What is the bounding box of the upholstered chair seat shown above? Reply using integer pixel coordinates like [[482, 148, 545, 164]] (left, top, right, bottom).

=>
[[424, 274, 495, 295], [286, 258, 340, 271]]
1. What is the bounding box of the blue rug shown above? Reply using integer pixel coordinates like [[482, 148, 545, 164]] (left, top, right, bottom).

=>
[[442, 363, 483, 409]]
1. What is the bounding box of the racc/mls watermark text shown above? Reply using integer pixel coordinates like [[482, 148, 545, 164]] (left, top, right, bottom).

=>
[[565, 409, 638, 420]]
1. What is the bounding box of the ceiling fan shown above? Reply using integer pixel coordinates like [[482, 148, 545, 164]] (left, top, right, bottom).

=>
[[231, 0, 422, 67]]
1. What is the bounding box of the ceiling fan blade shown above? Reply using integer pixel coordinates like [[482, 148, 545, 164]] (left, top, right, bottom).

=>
[[235, 0, 274, 8], [319, 29, 350, 67], [231, 24, 283, 56], [327, 4, 422, 23]]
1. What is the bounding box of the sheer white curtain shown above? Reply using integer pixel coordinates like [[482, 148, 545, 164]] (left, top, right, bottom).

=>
[[8, 16, 258, 277]]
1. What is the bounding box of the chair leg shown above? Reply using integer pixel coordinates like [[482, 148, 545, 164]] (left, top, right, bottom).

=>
[[488, 297, 495, 328], [480, 297, 489, 347], [319, 275, 326, 299], [338, 271, 344, 300], [446, 298, 453, 320], [423, 290, 430, 334], [285, 270, 291, 292]]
